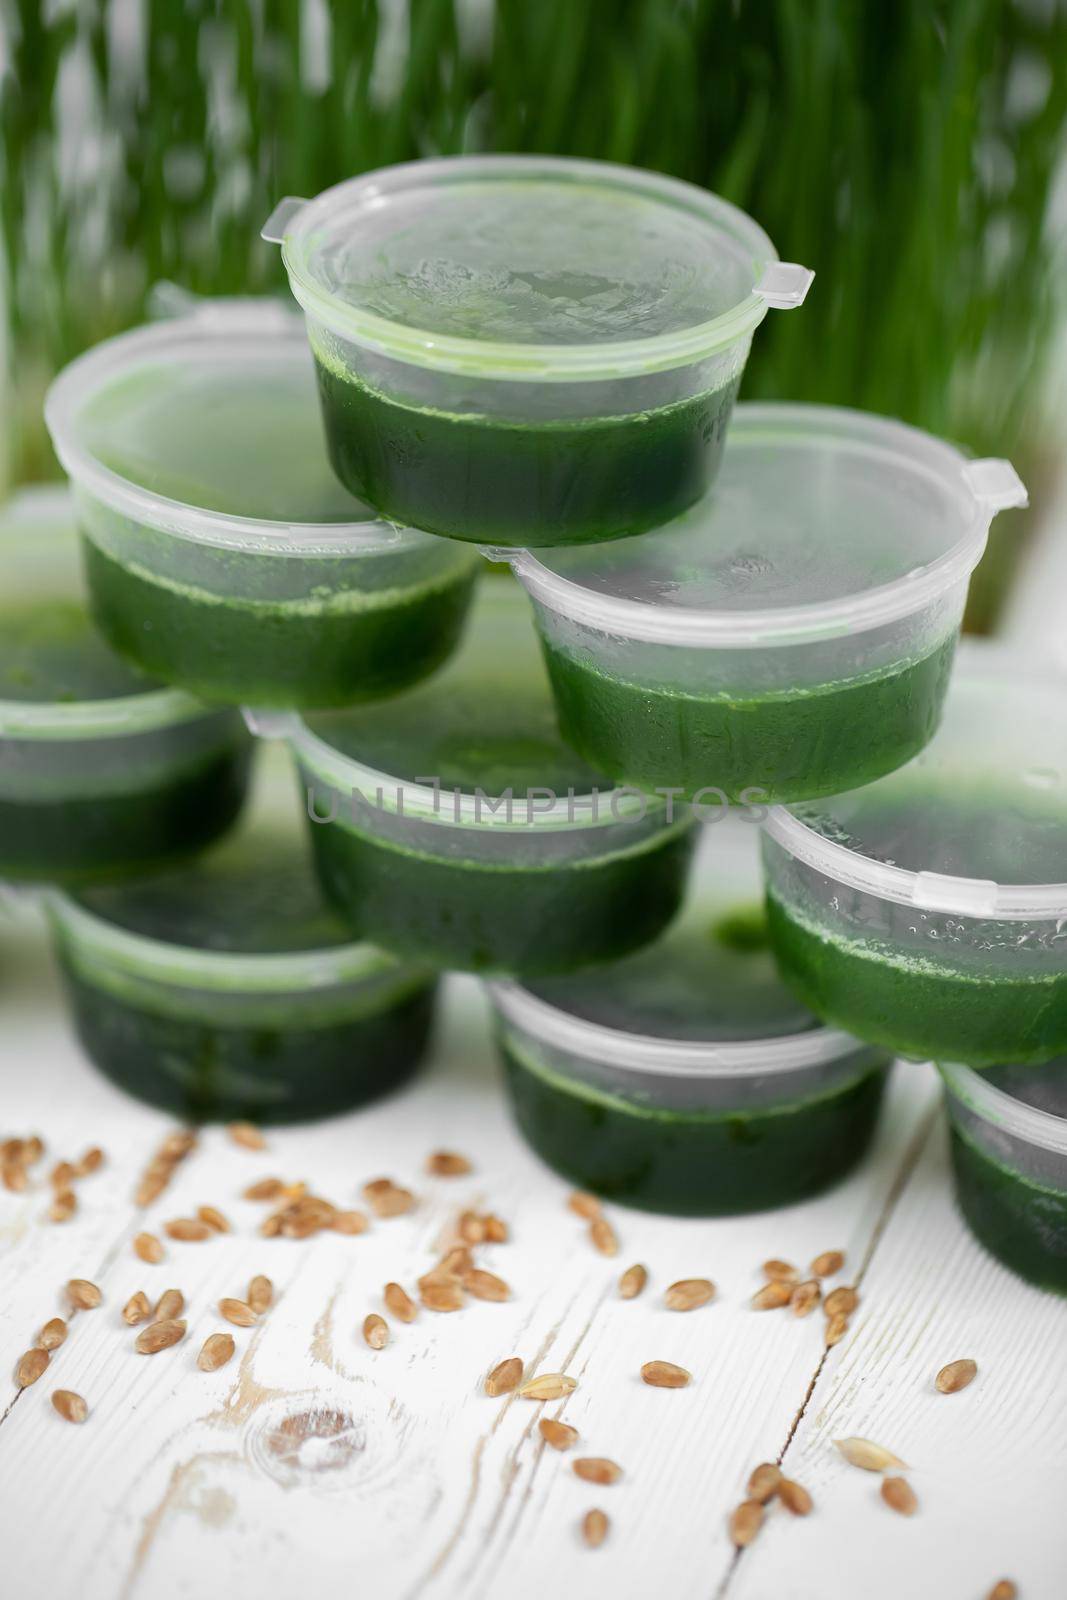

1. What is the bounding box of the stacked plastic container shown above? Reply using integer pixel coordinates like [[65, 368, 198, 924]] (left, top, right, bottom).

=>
[[10, 153, 1062, 1291]]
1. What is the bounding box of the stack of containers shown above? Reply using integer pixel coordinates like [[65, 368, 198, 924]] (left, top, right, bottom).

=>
[[20, 154, 1063, 1291]]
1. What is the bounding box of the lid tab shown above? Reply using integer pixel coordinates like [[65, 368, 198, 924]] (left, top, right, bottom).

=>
[[912, 870, 1000, 917], [962, 458, 1029, 513], [261, 197, 307, 244], [754, 263, 815, 310]]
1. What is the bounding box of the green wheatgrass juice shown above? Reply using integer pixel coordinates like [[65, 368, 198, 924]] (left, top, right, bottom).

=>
[[66, 329, 478, 707], [766, 783, 1067, 1067], [0, 572, 250, 884], [55, 815, 436, 1123], [947, 1059, 1067, 1294], [300, 584, 695, 974], [497, 895, 888, 1215]]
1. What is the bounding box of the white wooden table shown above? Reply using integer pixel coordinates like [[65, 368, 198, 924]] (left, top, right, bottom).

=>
[[1, 900, 1064, 1600]]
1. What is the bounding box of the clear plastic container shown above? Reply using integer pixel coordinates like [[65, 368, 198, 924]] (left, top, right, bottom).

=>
[[44, 301, 480, 707], [509, 404, 1027, 802], [941, 1057, 1067, 1294], [488, 820, 890, 1215], [251, 582, 696, 975], [762, 650, 1067, 1067], [263, 156, 812, 547], [45, 751, 437, 1123], [0, 486, 251, 883]]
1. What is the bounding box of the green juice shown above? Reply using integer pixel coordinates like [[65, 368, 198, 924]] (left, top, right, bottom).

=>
[[765, 787, 1067, 1066], [55, 825, 436, 1123], [315, 361, 741, 548], [947, 1058, 1067, 1294], [0, 598, 250, 883], [540, 633, 957, 803], [496, 903, 888, 1214]]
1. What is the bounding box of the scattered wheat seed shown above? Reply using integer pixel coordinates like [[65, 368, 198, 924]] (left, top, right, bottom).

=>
[[729, 1500, 763, 1548], [243, 1177, 284, 1201], [227, 1122, 266, 1150], [38, 1318, 67, 1351], [824, 1285, 859, 1318], [986, 1582, 1017, 1600], [219, 1298, 256, 1328], [811, 1249, 845, 1278], [485, 1356, 523, 1397], [457, 1210, 486, 1244], [331, 1209, 369, 1235], [641, 1360, 691, 1389], [247, 1275, 273, 1315], [618, 1263, 647, 1299], [382, 1282, 416, 1323], [665, 1277, 715, 1312], [364, 1181, 416, 1218], [363, 1314, 389, 1350], [133, 1232, 164, 1264], [483, 1213, 509, 1243], [160, 1131, 197, 1161], [164, 1218, 212, 1242], [747, 1462, 782, 1503], [50, 1160, 76, 1191], [463, 1268, 510, 1303], [517, 1372, 577, 1401], [154, 1288, 184, 1322], [834, 1437, 907, 1472], [574, 1458, 622, 1486], [122, 1292, 152, 1326], [67, 1279, 101, 1311], [197, 1205, 231, 1233], [778, 1477, 814, 1515], [197, 1332, 235, 1372], [936, 1358, 977, 1394], [135, 1318, 186, 1354], [825, 1313, 850, 1348], [751, 1280, 793, 1311], [49, 1191, 77, 1223], [881, 1476, 918, 1516], [74, 1147, 104, 1177], [791, 1279, 821, 1318], [567, 1191, 601, 1220], [52, 1389, 89, 1423], [540, 1417, 578, 1450], [420, 1280, 464, 1313], [582, 1509, 609, 1549], [590, 1217, 618, 1257], [762, 1259, 799, 1283], [426, 1150, 472, 1177], [15, 1348, 49, 1388]]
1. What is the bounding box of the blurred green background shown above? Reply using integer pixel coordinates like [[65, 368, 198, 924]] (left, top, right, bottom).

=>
[[2, 0, 1066, 626]]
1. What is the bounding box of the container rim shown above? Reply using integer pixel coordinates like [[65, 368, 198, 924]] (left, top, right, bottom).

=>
[[940, 1060, 1067, 1158], [763, 655, 1067, 921], [488, 977, 871, 1078], [45, 887, 407, 994], [507, 405, 1027, 647], [259, 709, 681, 833], [42, 316, 436, 557], [269, 155, 795, 380]]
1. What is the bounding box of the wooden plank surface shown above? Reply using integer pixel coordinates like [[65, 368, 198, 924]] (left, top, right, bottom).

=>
[[0, 902, 1063, 1600]]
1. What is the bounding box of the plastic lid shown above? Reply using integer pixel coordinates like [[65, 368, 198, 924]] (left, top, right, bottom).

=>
[[264, 156, 812, 379], [509, 405, 1027, 646], [44, 306, 435, 555], [0, 486, 214, 739], [262, 582, 662, 830], [765, 647, 1067, 921], [941, 1060, 1067, 1158], [489, 819, 868, 1077]]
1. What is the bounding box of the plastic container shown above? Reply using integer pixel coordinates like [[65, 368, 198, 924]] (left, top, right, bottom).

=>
[[941, 1058, 1067, 1294], [488, 820, 890, 1215], [255, 582, 696, 975], [509, 405, 1028, 803], [0, 487, 251, 883], [44, 301, 480, 708], [46, 752, 437, 1123], [762, 650, 1067, 1067], [263, 156, 812, 547]]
